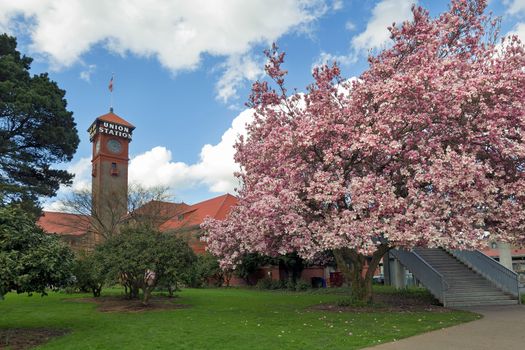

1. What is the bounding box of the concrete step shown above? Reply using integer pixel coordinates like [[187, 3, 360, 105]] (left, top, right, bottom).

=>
[[446, 299, 518, 307], [442, 277, 491, 281], [443, 278, 493, 283], [446, 290, 509, 296], [447, 285, 499, 290], [448, 287, 502, 292], [445, 294, 515, 301]]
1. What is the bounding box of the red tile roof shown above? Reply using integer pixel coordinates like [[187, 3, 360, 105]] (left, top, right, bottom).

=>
[[97, 111, 135, 129], [39, 194, 237, 236], [131, 200, 189, 218], [37, 211, 91, 236], [159, 193, 238, 231]]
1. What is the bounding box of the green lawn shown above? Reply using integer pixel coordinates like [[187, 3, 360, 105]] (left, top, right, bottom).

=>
[[0, 288, 479, 350]]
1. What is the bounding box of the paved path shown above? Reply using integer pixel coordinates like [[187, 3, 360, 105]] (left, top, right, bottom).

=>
[[366, 305, 525, 350]]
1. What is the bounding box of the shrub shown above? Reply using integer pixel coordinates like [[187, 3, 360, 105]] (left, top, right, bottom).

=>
[[337, 295, 370, 307], [186, 253, 224, 288], [70, 252, 105, 297], [256, 278, 310, 291], [295, 280, 310, 292], [0, 205, 74, 300], [256, 278, 273, 290]]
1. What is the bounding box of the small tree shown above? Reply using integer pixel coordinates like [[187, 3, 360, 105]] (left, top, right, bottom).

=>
[[60, 185, 174, 240], [186, 252, 224, 288], [98, 226, 196, 305], [0, 205, 74, 299], [203, 0, 525, 303], [71, 252, 105, 297]]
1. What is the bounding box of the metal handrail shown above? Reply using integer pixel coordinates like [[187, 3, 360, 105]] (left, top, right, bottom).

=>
[[450, 249, 520, 298], [412, 249, 451, 292], [390, 248, 449, 305]]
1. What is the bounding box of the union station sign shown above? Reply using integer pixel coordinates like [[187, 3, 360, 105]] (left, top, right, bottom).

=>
[[88, 121, 133, 141]]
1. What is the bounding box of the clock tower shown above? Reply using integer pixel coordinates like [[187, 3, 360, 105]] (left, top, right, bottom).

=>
[[88, 109, 135, 242]]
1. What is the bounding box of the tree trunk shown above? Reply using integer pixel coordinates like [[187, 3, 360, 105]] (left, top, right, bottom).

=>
[[224, 270, 232, 287], [334, 244, 390, 304], [142, 287, 152, 306], [92, 284, 102, 298]]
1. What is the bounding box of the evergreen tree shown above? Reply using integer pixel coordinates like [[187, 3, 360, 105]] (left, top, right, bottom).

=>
[[0, 34, 79, 213]]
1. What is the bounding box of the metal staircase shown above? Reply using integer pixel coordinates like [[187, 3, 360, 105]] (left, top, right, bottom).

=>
[[390, 247, 520, 308]]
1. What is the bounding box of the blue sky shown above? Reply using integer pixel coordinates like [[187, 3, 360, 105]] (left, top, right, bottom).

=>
[[1, 0, 524, 208]]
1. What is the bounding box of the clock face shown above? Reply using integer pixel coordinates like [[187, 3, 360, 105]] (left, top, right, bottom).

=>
[[95, 139, 100, 154], [107, 139, 122, 154]]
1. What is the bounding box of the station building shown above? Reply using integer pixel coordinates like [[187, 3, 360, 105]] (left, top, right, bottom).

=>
[[37, 110, 330, 286]]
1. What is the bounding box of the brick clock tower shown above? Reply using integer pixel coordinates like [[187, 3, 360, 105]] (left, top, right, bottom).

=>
[[88, 108, 135, 242]]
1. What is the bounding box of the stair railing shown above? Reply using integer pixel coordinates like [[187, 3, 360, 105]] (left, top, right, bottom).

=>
[[449, 249, 519, 299], [390, 248, 449, 305]]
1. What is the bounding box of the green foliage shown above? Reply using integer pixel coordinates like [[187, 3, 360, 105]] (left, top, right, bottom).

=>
[[96, 226, 196, 304], [187, 252, 223, 288], [0, 34, 79, 212], [235, 252, 305, 286], [70, 252, 106, 297], [294, 280, 310, 291], [235, 253, 272, 285], [255, 277, 311, 291], [336, 295, 371, 307], [256, 277, 280, 290], [0, 205, 74, 299]]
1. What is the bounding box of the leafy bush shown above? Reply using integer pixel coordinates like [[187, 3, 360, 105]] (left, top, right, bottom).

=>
[[70, 252, 106, 297], [295, 280, 310, 291], [0, 205, 74, 300], [256, 278, 310, 291], [256, 278, 274, 290], [186, 253, 224, 288], [336, 295, 370, 307]]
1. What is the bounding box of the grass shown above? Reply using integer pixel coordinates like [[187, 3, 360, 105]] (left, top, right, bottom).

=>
[[0, 287, 479, 350]]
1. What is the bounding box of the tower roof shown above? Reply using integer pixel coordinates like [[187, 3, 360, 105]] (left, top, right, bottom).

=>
[[96, 111, 135, 129]]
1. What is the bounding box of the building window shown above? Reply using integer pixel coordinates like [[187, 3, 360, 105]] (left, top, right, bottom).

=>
[[111, 162, 119, 176]]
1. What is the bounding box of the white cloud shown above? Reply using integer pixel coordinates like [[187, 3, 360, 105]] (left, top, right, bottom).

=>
[[42, 156, 91, 211], [504, 0, 525, 15], [129, 108, 253, 192], [79, 64, 96, 82], [44, 108, 254, 210], [312, 51, 353, 69], [507, 22, 525, 42], [0, 0, 328, 102], [332, 0, 344, 11], [345, 20, 356, 31], [216, 54, 264, 103], [351, 0, 415, 57]]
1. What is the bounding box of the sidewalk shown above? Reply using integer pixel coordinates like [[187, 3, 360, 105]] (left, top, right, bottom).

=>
[[366, 305, 525, 350]]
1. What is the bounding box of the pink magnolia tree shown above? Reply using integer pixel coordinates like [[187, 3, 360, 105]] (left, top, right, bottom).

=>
[[203, 0, 525, 302]]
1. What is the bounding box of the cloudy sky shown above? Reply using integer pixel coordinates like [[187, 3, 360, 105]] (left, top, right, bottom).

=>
[[1, 0, 524, 209]]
